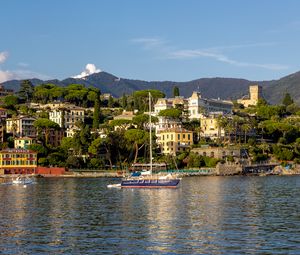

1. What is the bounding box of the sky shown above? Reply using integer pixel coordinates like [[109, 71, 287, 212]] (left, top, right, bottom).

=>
[[1, 0, 300, 83]]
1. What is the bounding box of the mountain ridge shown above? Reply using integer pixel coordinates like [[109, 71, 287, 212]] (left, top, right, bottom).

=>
[[2, 71, 300, 104]]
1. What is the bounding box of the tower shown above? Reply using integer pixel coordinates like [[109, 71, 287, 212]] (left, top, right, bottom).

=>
[[249, 85, 262, 101]]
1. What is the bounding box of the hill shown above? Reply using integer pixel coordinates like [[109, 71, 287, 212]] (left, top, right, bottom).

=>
[[2, 71, 300, 104]]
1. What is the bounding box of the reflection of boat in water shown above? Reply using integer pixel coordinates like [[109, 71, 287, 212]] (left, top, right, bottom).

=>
[[12, 176, 35, 185], [120, 93, 180, 189]]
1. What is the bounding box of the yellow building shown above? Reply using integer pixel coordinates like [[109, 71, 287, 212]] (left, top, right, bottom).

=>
[[14, 137, 35, 149], [200, 114, 225, 140], [158, 128, 193, 155], [0, 149, 37, 174]]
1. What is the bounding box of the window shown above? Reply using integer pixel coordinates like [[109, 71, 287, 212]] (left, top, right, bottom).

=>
[[188, 134, 190, 140], [183, 134, 185, 139], [178, 134, 180, 139]]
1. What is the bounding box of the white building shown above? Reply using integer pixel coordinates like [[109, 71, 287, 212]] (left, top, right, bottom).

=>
[[6, 116, 36, 137], [188, 92, 233, 119], [49, 107, 85, 129], [154, 97, 188, 115]]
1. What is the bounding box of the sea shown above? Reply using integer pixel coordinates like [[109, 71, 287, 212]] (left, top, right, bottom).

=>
[[0, 176, 299, 254]]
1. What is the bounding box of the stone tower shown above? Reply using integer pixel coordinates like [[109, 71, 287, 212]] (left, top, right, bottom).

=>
[[249, 85, 262, 101]]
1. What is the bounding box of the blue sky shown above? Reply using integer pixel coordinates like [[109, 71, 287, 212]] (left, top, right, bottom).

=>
[[1, 0, 300, 83]]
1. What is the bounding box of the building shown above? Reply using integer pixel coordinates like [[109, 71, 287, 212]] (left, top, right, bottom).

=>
[[200, 113, 225, 140], [155, 116, 182, 142], [113, 110, 134, 120], [14, 137, 36, 149], [0, 149, 37, 174], [154, 97, 188, 115], [157, 128, 193, 155], [191, 146, 247, 160], [48, 129, 64, 147], [6, 116, 36, 137], [237, 85, 263, 107], [0, 123, 4, 142], [0, 85, 14, 97], [0, 108, 7, 121], [188, 92, 233, 119], [49, 107, 85, 129]]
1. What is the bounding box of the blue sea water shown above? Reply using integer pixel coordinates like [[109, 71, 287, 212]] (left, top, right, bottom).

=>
[[0, 176, 299, 254]]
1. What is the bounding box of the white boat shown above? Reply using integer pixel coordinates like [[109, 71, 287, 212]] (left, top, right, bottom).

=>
[[12, 176, 35, 185], [107, 183, 121, 188], [121, 92, 181, 189]]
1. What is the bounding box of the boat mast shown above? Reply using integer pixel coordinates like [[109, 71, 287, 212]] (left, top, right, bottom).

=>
[[149, 92, 152, 175]]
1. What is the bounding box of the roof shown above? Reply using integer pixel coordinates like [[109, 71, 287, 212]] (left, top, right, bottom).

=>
[[0, 149, 37, 154], [14, 137, 35, 140], [159, 128, 193, 133]]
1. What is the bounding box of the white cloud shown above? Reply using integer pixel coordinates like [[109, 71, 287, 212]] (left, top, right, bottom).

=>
[[132, 38, 289, 71], [0, 51, 50, 83], [73, 64, 101, 79], [131, 37, 166, 49], [168, 49, 289, 70], [0, 70, 14, 83], [0, 69, 51, 83], [0, 51, 8, 63]]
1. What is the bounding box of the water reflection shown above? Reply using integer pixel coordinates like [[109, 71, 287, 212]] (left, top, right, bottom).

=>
[[0, 176, 300, 254]]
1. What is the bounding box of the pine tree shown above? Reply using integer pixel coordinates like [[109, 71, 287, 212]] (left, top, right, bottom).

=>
[[93, 93, 100, 129], [173, 86, 180, 97], [282, 93, 294, 106], [18, 80, 34, 102]]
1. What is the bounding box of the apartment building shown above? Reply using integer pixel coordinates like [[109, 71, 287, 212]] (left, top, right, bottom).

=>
[[157, 128, 193, 155], [49, 106, 85, 129], [6, 116, 36, 137]]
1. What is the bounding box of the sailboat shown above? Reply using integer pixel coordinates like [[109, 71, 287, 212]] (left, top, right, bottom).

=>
[[120, 92, 181, 188]]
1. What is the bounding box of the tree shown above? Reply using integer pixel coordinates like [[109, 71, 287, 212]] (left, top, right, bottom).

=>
[[121, 93, 127, 109], [28, 143, 48, 157], [33, 118, 60, 144], [3, 95, 19, 109], [158, 108, 182, 119], [109, 119, 132, 131], [124, 129, 149, 163], [133, 90, 165, 112], [18, 80, 34, 102], [93, 91, 101, 129], [108, 96, 114, 108], [88, 137, 113, 169], [133, 114, 158, 130], [33, 83, 64, 103], [241, 123, 251, 143], [173, 86, 180, 97], [282, 93, 294, 107]]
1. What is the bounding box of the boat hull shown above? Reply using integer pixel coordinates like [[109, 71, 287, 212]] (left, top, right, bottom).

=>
[[121, 178, 180, 188]]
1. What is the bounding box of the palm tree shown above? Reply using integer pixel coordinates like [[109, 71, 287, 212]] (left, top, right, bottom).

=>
[[216, 116, 228, 142], [241, 123, 251, 144]]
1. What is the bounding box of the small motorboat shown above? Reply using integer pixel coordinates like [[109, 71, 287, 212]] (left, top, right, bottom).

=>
[[12, 176, 35, 185]]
